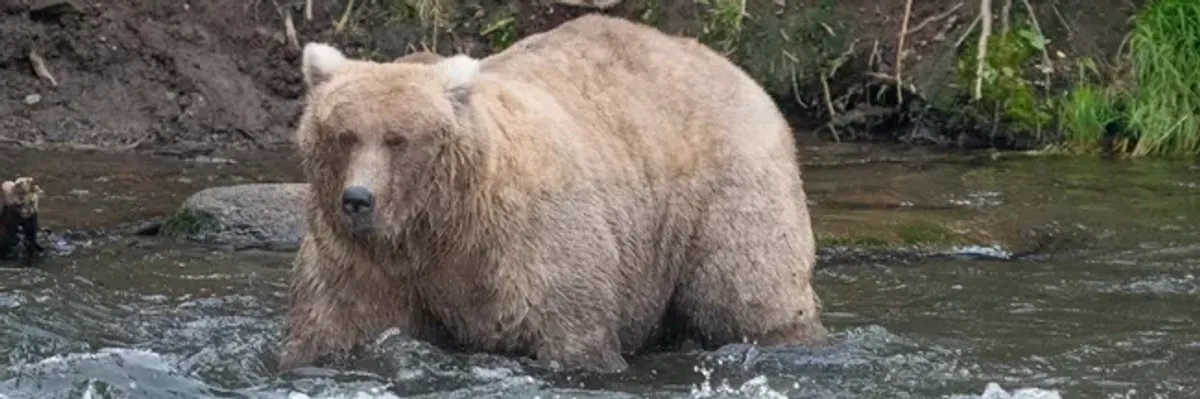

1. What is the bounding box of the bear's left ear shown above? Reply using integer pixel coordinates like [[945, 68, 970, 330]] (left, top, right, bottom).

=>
[[435, 54, 481, 100], [302, 42, 348, 89]]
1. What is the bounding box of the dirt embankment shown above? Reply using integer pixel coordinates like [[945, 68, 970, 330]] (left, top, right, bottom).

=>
[[0, 0, 1137, 153]]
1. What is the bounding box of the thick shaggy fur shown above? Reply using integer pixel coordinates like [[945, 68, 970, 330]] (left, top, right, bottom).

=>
[[0, 178, 45, 264], [279, 14, 828, 373]]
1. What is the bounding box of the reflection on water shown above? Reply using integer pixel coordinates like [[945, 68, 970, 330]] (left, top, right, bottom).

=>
[[0, 146, 1198, 398]]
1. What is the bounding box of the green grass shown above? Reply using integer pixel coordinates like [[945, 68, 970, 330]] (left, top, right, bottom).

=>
[[480, 14, 518, 52], [1054, 0, 1200, 157], [696, 0, 745, 54], [1123, 0, 1200, 157], [160, 208, 214, 237], [1059, 83, 1124, 153], [955, 26, 1055, 137]]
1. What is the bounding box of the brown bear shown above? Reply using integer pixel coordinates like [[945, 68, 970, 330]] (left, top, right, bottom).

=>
[[278, 13, 828, 374], [0, 177, 45, 264]]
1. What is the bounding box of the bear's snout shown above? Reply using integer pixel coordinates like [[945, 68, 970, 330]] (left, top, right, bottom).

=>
[[341, 185, 375, 215]]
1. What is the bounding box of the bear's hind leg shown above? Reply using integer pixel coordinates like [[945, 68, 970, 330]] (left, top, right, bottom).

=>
[[675, 180, 828, 350]]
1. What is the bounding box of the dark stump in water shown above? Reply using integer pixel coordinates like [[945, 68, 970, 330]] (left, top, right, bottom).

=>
[[0, 204, 44, 266]]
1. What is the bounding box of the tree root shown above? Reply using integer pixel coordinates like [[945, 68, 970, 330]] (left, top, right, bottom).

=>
[[28, 50, 58, 87]]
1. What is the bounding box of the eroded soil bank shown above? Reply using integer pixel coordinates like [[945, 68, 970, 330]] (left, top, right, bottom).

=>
[[1, 0, 1138, 152]]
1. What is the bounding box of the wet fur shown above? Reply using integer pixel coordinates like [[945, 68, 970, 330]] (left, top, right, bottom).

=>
[[0, 180, 45, 266], [279, 14, 828, 373]]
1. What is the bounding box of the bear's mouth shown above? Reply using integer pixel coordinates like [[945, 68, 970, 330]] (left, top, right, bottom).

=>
[[341, 213, 375, 237]]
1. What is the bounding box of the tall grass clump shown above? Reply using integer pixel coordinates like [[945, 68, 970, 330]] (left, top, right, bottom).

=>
[[1124, 0, 1200, 156], [1060, 83, 1124, 153], [1057, 57, 1127, 153]]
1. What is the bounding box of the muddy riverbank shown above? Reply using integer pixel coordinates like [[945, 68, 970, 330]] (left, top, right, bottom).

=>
[[1, 0, 1139, 152]]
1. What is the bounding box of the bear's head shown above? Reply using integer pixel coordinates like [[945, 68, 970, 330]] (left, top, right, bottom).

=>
[[295, 43, 484, 241], [2, 177, 43, 219]]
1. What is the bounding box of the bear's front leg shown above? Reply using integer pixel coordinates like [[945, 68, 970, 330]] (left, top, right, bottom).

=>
[[525, 251, 629, 374], [277, 237, 422, 371], [19, 212, 44, 266], [0, 206, 18, 260], [535, 326, 629, 374]]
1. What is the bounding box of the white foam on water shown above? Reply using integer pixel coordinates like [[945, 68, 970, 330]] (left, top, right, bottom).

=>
[[9, 347, 172, 373], [282, 390, 401, 399], [949, 382, 1063, 399], [948, 245, 1013, 259], [687, 366, 790, 399]]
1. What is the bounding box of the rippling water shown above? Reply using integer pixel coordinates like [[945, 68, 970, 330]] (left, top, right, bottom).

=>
[[1, 146, 1197, 398]]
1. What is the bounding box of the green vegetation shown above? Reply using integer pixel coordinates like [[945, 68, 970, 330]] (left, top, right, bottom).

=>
[[1122, 0, 1200, 156], [1054, 58, 1127, 154], [956, 25, 1055, 139], [815, 218, 972, 251], [695, 0, 844, 98], [160, 208, 214, 238], [1057, 0, 1200, 157], [480, 13, 518, 52], [816, 233, 889, 249], [312, 0, 1198, 158], [896, 221, 958, 246], [949, 0, 1200, 157]]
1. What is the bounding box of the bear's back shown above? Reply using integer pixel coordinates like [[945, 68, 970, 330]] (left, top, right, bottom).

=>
[[478, 14, 796, 184]]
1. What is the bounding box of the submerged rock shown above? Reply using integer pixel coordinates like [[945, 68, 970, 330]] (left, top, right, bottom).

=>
[[163, 183, 308, 251]]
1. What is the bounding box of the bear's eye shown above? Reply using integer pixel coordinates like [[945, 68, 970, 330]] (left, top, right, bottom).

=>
[[385, 136, 408, 149], [332, 132, 358, 146]]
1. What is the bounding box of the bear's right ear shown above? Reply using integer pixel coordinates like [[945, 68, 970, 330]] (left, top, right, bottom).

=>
[[302, 42, 348, 88], [435, 54, 481, 112]]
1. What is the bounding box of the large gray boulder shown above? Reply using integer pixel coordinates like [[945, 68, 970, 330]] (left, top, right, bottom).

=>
[[163, 183, 309, 251]]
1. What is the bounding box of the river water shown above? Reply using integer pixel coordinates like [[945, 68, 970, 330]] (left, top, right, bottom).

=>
[[0, 145, 1197, 399]]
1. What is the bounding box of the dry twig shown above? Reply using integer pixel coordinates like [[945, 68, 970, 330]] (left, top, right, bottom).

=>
[[865, 72, 900, 84], [895, 0, 914, 104], [869, 39, 880, 69], [27, 50, 57, 87], [1000, 0, 1011, 33], [0, 136, 147, 153], [335, 0, 356, 33], [908, 2, 964, 36], [304, 0, 313, 21], [1050, 4, 1072, 39], [972, 0, 993, 101], [1019, 0, 1052, 70], [819, 73, 840, 142], [284, 9, 300, 50], [954, 13, 981, 48]]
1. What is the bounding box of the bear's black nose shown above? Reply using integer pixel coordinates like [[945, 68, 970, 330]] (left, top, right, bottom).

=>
[[341, 186, 374, 215]]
